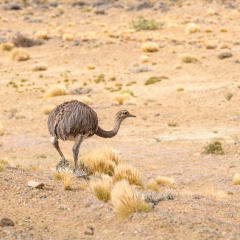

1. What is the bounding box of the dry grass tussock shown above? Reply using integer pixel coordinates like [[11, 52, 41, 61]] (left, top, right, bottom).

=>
[[0, 121, 4, 136], [0, 165, 5, 171], [140, 55, 150, 63], [34, 30, 49, 40], [82, 147, 120, 175], [62, 33, 74, 41], [200, 187, 228, 199], [185, 23, 200, 34], [111, 180, 152, 219], [12, 33, 43, 47], [10, 48, 30, 61], [113, 164, 143, 187], [51, 168, 74, 190], [32, 62, 48, 71], [0, 159, 10, 165], [155, 176, 176, 187], [90, 178, 112, 201], [87, 64, 95, 70], [41, 105, 55, 115], [44, 85, 68, 98], [233, 173, 240, 185], [77, 96, 94, 105], [146, 179, 159, 191], [141, 42, 159, 53], [0, 42, 14, 51], [179, 53, 198, 63], [112, 94, 130, 105]]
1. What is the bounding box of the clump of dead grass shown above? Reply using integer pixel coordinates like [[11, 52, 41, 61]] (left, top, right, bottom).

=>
[[146, 179, 159, 191], [140, 55, 149, 63], [200, 187, 228, 199], [10, 48, 30, 61], [203, 140, 224, 155], [233, 173, 240, 185], [0, 159, 9, 165], [141, 42, 159, 53], [113, 164, 143, 187], [131, 16, 163, 31], [112, 94, 130, 105], [87, 64, 96, 70], [0, 165, 5, 171], [111, 180, 152, 219], [51, 168, 74, 190], [41, 105, 55, 115], [0, 42, 14, 51], [77, 96, 94, 105], [0, 121, 4, 136], [32, 62, 48, 71], [155, 176, 176, 187], [12, 33, 43, 47], [34, 30, 49, 40], [179, 53, 198, 63], [185, 23, 200, 34], [224, 90, 233, 101], [62, 33, 74, 41], [90, 178, 112, 201], [44, 85, 68, 98], [82, 147, 120, 175]]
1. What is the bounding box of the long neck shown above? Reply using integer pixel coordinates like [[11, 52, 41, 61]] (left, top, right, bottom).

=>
[[95, 118, 122, 138]]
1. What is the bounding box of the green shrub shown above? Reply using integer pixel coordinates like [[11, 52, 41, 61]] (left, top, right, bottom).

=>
[[131, 16, 164, 31]]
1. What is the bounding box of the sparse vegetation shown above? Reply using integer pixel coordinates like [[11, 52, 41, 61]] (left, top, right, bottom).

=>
[[155, 176, 176, 187], [112, 94, 130, 105], [145, 76, 163, 85], [224, 91, 233, 101], [185, 23, 200, 34], [0, 159, 9, 165], [0, 42, 14, 51], [10, 48, 30, 61], [44, 85, 68, 98], [77, 96, 94, 105], [200, 187, 228, 199], [140, 55, 149, 63], [51, 168, 74, 190], [131, 16, 164, 31], [32, 62, 48, 71], [62, 33, 74, 41], [233, 173, 240, 185], [146, 179, 159, 191], [203, 140, 224, 155], [141, 42, 159, 53], [90, 179, 112, 201], [168, 121, 178, 127], [111, 180, 152, 219], [34, 30, 49, 40], [180, 54, 198, 63], [41, 105, 55, 115], [113, 164, 143, 187], [87, 64, 95, 70], [12, 33, 43, 47]]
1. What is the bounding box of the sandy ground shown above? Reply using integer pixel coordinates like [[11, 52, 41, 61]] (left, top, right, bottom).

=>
[[1, 0, 240, 239]]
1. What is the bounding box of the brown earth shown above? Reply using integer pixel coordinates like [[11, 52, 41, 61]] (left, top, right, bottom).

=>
[[1, 0, 240, 239]]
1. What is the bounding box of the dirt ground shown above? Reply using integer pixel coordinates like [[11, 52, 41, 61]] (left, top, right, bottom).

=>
[[1, 0, 240, 239]]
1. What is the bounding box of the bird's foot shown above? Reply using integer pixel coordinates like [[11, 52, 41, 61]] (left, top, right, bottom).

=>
[[55, 158, 69, 170], [73, 168, 89, 179]]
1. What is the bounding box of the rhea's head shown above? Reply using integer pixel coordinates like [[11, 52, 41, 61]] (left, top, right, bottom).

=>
[[116, 110, 136, 121]]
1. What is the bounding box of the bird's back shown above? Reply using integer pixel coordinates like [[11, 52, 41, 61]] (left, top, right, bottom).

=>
[[48, 100, 98, 140]]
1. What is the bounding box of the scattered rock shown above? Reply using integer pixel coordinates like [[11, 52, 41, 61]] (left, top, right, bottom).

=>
[[218, 51, 233, 59], [94, 9, 106, 15], [129, 2, 153, 11], [27, 180, 44, 189], [84, 226, 94, 235], [0, 218, 14, 227], [70, 40, 81, 46], [72, 1, 86, 7], [144, 193, 174, 206], [70, 87, 92, 95], [3, 4, 22, 11]]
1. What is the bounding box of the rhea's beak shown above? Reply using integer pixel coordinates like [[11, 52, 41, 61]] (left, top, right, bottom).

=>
[[128, 113, 136, 117]]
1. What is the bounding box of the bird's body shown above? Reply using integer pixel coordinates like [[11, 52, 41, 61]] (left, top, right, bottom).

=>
[[48, 100, 135, 176]]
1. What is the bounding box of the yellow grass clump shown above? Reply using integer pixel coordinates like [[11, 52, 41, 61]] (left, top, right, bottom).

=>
[[51, 168, 74, 190], [0, 121, 4, 136], [146, 179, 159, 191], [233, 173, 240, 185], [90, 179, 112, 201], [77, 96, 94, 105], [0, 159, 9, 165], [113, 164, 143, 187], [111, 180, 152, 219], [62, 33, 74, 41], [41, 105, 55, 115], [155, 176, 176, 187], [141, 42, 159, 53], [87, 64, 95, 70], [0, 42, 14, 51], [112, 94, 130, 105], [200, 187, 228, 199], [167, 23, 178, 29], [219, 27, 228, 33], [32, 62, 48, 71], [206, 9, 215, 16], [82, 147, 120, 175], [204, 27, 213, 33], [10, 48, 30, 61], [0, 165, 5, 171], [179, 53, 198, 63], [44, 85, 68, 98], [185, 23, 200, 34], [34, 30, 49, 40], [140, 55, 150, 63]]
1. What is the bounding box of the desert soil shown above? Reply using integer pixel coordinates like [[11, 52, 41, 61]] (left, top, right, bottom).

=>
[[1, 0, 240, 239]]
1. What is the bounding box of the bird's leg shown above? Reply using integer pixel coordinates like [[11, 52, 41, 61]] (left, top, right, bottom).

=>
[[51, 137, 69, 169], [72, 136, 88, 178]]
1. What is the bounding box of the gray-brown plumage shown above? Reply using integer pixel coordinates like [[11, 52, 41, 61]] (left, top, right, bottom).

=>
[[48, 100, 135, 175]]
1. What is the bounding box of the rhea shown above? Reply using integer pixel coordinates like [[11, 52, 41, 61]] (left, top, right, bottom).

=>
[[48, 100, 135, 175]]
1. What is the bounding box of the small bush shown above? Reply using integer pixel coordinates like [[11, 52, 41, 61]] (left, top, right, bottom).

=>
[[113, 164, 143, 187], [145, 77, 162, 85], [0, 159, 9, 165], [0, 42, 14, 51], [224, 91, 233, 101], [87, 64, 95, 70], [168, 121, 178, 127], [140, 55, 149, 63], [12, 33, 43, 47], [155, 176, 176, 187], [141, 42, 159, 52], [44, 85, 68, 98], [185, 23, 200, 34], [34, 30, 49, 40], [77, 96, 94, 105], [41, 105, 55, 115], [90, 179, 112, 201], [62, 33, 74, 41], [131, 16, 164, 31], [111, 180, 152, 219], [112, 94, 130, 105], [32, 62, 48, 71], [10, 48, 30, 61], [233, 173, 240, 185], [203, 140, 224, 155], [146, 179, 159, 191], [0, 165, 5, 171], [179, 54, 198, 63], [51, 168, 74, 190]]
